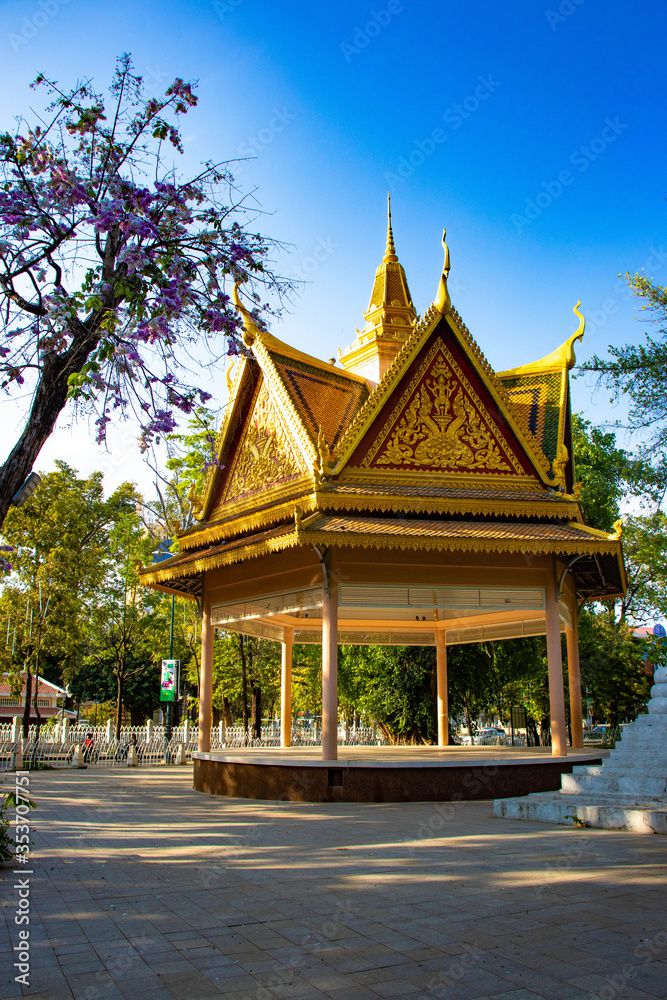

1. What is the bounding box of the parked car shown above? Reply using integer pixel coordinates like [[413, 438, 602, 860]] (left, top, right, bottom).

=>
[[583, 725, 609, 742], [472, 728, 505, 745]]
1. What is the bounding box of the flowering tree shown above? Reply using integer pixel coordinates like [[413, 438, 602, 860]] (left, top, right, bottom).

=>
[[0, 54, 289, 528]]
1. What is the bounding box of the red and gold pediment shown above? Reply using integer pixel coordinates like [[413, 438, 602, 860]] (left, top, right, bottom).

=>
[[212, 380, 306, 514], [350, 338, 531, 479]]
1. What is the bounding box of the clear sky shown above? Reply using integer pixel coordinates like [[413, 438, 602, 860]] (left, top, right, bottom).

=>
[[1, 0, 665, 494]]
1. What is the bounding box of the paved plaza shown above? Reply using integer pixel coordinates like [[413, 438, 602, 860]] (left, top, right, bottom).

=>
[[1, 767, 666, 1000]]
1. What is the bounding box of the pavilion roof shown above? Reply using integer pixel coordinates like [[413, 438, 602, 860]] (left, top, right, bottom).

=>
[[139, 217, 625, 605], [141, 512, 625, 602]]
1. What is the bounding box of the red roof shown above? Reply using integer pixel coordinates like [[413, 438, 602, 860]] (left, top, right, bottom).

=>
[[0, 672, 68, 697]]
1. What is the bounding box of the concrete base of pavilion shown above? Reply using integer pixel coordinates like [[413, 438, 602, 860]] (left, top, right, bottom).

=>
[[192, 745, 605, 803]]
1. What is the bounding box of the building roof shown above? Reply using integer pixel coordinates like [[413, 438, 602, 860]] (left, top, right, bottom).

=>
[[497, 305, 584, 471], [139, 212, 625, 605], [0, 672, 68, 698]]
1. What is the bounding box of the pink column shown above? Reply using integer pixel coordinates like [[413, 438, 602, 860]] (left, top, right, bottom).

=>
[[281, 627, 293, 748], [321, 569, 339, 761], [198, 595, 213, 753], [545, 561, 567, 756], [436, 630, 449, 746], [566, 609, 584, 749]]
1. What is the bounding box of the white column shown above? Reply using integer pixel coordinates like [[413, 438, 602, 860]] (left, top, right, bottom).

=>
[[566, 611, 584, 749], [198, 599, 214, 753], [281, 627, 293, 748], [321, 567, 339, 761], [545, 561, 568, 757], [436, 630, 449, 747]]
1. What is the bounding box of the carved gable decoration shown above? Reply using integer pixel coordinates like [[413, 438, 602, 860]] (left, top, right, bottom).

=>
[[359, 340, 525, 476], [220, 382, 304, 506]]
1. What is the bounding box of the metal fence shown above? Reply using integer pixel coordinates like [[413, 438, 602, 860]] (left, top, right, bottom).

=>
[[0, 720, 387, 771]]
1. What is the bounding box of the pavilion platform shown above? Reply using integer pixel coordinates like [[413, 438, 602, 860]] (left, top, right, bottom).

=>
[[192, 744, 606, 803]]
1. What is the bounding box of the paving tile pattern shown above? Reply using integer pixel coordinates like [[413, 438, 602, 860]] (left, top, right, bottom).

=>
[[1, 768, 666, 999]]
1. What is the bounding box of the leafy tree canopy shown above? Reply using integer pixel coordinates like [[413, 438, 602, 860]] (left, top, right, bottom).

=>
[[0, 53, 290, 528], [580, 272, 667, 490], [0, 461, 137, 679], [571, 414, 655, 531]]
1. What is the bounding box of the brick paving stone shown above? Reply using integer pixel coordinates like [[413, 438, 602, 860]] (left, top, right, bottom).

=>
[[1, 768, 666, 1000]]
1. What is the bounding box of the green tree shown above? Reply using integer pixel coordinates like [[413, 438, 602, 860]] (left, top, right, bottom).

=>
[[616, 512, 667, 624], [0, 462, 135, 735], [581, 271, 667, 486], [0, 55, 290, 529], [83, 491, 160, 738], [211, 633, 280, 736], [572, 414, 650, 531], [339, 645, 436, 744], [155, 408, 220, 533], [578, 609, 650, 725]]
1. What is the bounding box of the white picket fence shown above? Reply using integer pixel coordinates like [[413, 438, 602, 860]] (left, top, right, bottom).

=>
[[0, 719, 386, 771]]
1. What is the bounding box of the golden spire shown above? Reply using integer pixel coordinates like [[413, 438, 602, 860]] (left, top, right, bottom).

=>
[[384, 193, 398, 263], [338, 198, 417, 384]]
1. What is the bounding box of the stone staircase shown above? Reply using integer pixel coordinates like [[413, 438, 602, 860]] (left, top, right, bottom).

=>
[[494, 665, 667, 834]]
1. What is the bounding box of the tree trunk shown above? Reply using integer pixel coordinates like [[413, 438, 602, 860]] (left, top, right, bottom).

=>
[[463, 697, 472, 738], [222, 696, 233, 727], [251, 685, 261, 739], [526, 715, 539, 747], [22, 661, 33, 739], [430, 661, 437, 743], [540, 714, 551, 746], [238, 635, 249, 735], [0, 324, 101, 528], [33, 672, 42, 743], [115, 672, 124, 741]]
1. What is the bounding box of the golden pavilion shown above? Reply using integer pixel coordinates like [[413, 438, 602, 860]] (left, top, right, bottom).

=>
[[140, 202, 626, 763]]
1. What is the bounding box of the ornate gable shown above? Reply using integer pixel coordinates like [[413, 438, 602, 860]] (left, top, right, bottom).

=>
[[360, 339, 525, 476], [338, 309, 548, 488], [212, 379, 306, 515]]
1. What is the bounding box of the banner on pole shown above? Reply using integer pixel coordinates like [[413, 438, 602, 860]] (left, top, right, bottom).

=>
[[160, 660, 180, 702]]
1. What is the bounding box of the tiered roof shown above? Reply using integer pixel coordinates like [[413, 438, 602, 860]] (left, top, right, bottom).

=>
[[140, 210, 625, 604]]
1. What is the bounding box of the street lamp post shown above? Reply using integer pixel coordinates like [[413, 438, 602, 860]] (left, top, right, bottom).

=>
[[165, 594, 175, 743]]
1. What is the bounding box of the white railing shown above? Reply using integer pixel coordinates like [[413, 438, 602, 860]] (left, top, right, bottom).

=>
[[0, 718, 388, 770]]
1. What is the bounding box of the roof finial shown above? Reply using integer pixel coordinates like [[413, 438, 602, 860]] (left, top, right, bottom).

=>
[[384, 192, 398, 263], [434, 227, 451, 315]]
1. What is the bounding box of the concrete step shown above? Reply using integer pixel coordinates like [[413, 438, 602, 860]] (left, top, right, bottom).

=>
[[571, 762, 667, 779], [561, 773, 667, 797], [590, 760, 667, 775], [494, 793, 667, 833]]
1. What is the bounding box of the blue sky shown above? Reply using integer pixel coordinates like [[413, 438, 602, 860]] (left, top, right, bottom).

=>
[[1, 0, 665, 491]]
